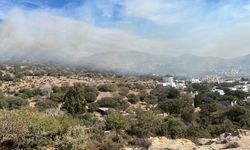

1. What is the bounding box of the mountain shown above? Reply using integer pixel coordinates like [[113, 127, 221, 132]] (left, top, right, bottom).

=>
[[82, 51, 250, 76], [82, 51, 169, 74]]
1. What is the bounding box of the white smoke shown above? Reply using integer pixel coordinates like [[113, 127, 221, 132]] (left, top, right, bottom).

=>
[[0, 8, 170, 64]]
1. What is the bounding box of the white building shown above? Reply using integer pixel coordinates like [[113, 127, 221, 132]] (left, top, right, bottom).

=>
[[211, 89, 225, 95], [162, 77, 176, 88], [176, 83, 186, 90], [191, 78, 201, 84], [231, 85, 249, 92]]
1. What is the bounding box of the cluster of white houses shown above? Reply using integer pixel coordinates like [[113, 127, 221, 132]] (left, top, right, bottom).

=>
[[158, 76, 250, 108], [160, 76, 250, 94], [161, 77, 186, 90]]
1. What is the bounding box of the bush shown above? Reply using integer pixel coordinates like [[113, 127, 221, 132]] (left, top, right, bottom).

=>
[[50, 92, 65, 102], [98, 84, 118, 92], [97, 97, 129, 110], [167, 88, 180, 99], [227, 106, 247, 122], [35, 99, 58, 111], [0, 109, 77, 149], [78, 113, 99, 126], [84, 86, 99, 103], [128, 110, 161, 137], [118, 87, 129, 97], [164, 117, 187, 139], [138, 90, 149, 101], [88, 102, 99, 112], [0, 97, 29, 110], [19, 88, 34, 98], [150, 87, 180, 101], [150, 87, 168, 101], [62, 85, 87, 116], [85, 92, 98, 103], [56, 126, 87, 150], [0, 99, 8, 109], [180, 105, 195, 123], [157, 99, 187, 114], [106, 111, 128, 140], [1, 74, 13, 81], [127, 93, 140, 104]]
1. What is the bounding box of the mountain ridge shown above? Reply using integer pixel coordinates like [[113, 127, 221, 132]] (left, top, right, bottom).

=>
[[82, 51, 250, 76]]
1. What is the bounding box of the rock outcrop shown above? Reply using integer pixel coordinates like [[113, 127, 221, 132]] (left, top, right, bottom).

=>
[[132, 130, 250, 150]]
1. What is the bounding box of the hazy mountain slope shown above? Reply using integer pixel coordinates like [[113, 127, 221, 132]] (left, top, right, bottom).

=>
[[83, 51, 169, 74], [82, 51, 249, 76]]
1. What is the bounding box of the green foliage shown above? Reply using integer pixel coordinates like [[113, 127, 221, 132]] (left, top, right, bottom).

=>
[[118, 87, 130, 97], [97, 96, 129, 110], [98, 84, 118, 92], [14, 72, 24, 79], [78, 112, 99, 126], [1, 73, 14, 81], [150, 87, 168, 101], [194, 93, 203, 107], [35, 99, 58, 111], [180, 105, 195, 123], [150, 87, 180, 101], [84, 86, 99, 103], [56, 126, 87, 150], [62, 85, 87, 116], [138, 90, 149, 101], [218, 95, 238, 102], [128, 110, 161, 137], [127, 93, 140, 104], [227, 105, 248, 123], [106, 111, 128, 131], [0, 109, 77, 149], [162, 117, 187, 139], [106, 111, 128, 141], [88, 102, 99, 112], [167, 88, 180, 99], [50, 92, 65, 102], [18, 88, 34, 98], [158, 99, 188, 114], [191, 83, 211, 93], [226, 90, 248, 100], [0, 97, 28, 110]]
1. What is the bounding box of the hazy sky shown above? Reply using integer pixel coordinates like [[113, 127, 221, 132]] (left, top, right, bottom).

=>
[[0, 0, 250, 59]]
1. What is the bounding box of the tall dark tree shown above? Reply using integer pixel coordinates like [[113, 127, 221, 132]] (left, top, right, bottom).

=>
[[62, 85, 87, 116]]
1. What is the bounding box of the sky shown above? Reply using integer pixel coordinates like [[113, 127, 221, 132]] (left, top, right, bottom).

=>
[[0, 0, 250, 60]]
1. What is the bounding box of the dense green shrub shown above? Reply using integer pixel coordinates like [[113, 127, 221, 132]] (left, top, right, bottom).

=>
[[106, 111, 128, 140], [35, 99, 58, 111], [0, 109, 77, 149], [50, 92, 65, 102], [1, 74, 14, 81], [128, 110, 161, 137], [19, 88, 34, 98], [84, 86, 99, 103], [118, 87, 129, 97], [127, 93, 140, 104], [138, 90, 149, 101], [56, 126, 87, 150], [157, 99, 187, 114], [97, 96, 129, 110], [78, 113, 99, 126], [88, 102, 99, 112], [0, 97, 28, 110], [62, 85, 87, 116], [164, 117, 187, 139], [98, 84, 118, 92]]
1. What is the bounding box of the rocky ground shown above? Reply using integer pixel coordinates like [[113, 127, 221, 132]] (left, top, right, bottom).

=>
[[126, 130, 250, 150]]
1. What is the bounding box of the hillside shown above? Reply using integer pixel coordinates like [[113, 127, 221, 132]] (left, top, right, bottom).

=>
[[82, 51, 250, 76]]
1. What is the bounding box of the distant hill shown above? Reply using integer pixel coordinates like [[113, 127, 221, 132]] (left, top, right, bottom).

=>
[[82, 51, 250, 76]]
